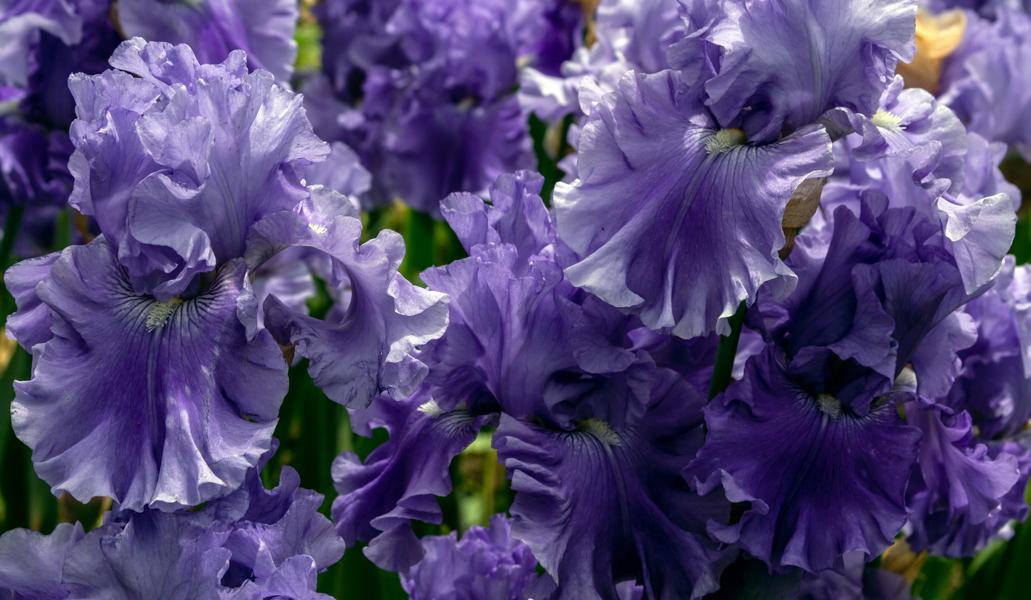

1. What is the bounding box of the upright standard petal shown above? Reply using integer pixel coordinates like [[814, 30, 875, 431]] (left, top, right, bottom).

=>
[[555, 69, 833, 339], [11, 238, 287, 511], [682, 0, 917, 142], [259, 187, 450, 408], [68, 39, 328, 299], [494, 370, 733, 599], [684, 347, 922, 573], [116, 0, 299, 82]]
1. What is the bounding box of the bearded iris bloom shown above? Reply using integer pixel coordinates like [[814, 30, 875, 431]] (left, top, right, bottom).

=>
[[554, 0, 921, 339], [3, 39, 442, 512]]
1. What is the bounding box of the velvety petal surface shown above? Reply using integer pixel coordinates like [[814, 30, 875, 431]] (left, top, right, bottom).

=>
[[494, 370, 732, 599], [685, 348, 922, 573], [12, 238, 287, 511], [555, 69, 833, 339]]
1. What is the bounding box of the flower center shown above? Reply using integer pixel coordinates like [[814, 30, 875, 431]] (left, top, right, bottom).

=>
[[417, 399, 446, 418], [146, 298, 183, 331], [870, 110, 903, 130], [871, 110, 904, 130], [705, 129, 747, 156], [816, 394, 842, 419], [578, 418, 621, 446]]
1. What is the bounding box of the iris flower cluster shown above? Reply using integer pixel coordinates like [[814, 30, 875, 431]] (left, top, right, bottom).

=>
[[1, 0, 1031, 598]]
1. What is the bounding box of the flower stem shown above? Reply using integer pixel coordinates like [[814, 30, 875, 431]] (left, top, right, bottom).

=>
[[707, 301, 746, 401], [402, 208, 436, 284]]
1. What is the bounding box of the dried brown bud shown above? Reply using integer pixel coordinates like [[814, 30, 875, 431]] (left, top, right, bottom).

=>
[[780, 176, 826, 259]]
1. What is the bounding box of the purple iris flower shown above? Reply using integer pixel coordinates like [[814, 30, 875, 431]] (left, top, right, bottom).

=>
[[66, 39, 328, 300], [114, 0, 299, 83], [671, 0, 917, 143], [7, 238, 289, 511], [2, 39, 345, 511], [685, 190, 985, 573], [332, 171, 732, 595], [899, 257, 1031, 557], [308, 0, 581, 215], [821, 76, 1017, 294], [495, 368, 734, 599], [57, 453, 343, 599], [399, 514, 539, 600], [554, 69, 833, 339], [553, 0, 923, 339]]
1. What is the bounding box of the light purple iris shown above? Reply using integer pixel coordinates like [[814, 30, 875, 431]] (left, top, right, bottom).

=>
[[332, 389, 494, 572], [115, 0, 298, 82], [400, 514, 539, 600], [672, 0, 917, 143], [820, 76, 1017, 294], [3, 39, 349, 511], [8, 239, 288, 511], [67, 39, 328, 300], [257, 186, 450, 409], [686, 192, 985, 573], [554, 69, 833, 339], [56, 456, 343, 599]]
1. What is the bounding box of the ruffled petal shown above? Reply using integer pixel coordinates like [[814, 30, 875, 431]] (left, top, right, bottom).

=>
[[686, 0, 917, 142], [331, 391, 492, 572], [222, 555, 334, 600], [0, 521, 84, 599], [259, 187, 449, 408], [68, 39, 328, 299], [400, 514, 539, 600], [906, 404, 1020, 525], [3, 249, 60, 350], [685, 347, 921, 573], [62, 511, 233, 600], [494, 370, 732, 599], [555, 69, 833, 339], [12, 238, 287, 511]]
